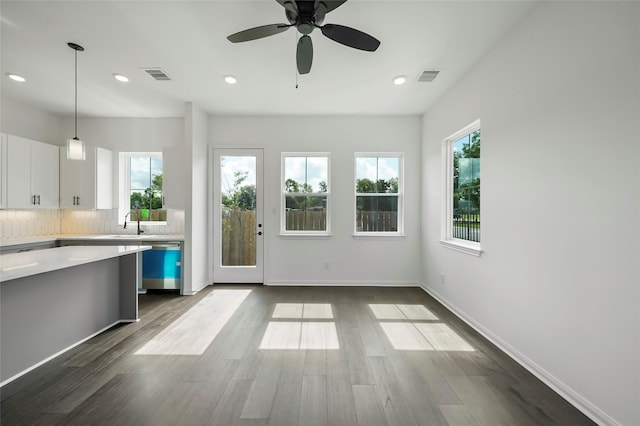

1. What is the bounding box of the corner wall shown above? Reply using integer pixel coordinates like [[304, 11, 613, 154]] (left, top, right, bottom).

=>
[[421, 2, 639, 425]]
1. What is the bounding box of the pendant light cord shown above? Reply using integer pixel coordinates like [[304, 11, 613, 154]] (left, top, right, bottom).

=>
[[74, 48, 78, 139]]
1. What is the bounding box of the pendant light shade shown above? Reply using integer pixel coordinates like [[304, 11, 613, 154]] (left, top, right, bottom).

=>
[[67, 42, 86, 160]]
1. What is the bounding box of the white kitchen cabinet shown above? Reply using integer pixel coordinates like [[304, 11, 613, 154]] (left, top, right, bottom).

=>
[[162, 145, 185, 209], [0, 133, 7, 209], [7, 135, 59, 209], [60, 146, 113, 209]]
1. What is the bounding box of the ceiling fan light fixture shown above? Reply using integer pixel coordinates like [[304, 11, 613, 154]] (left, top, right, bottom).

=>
[[7, 73, 26, 82], [66, 42, 86, 161], [224, 75, 237, 84], [393, 75, 407, 85], [113, 73, 129, 82]]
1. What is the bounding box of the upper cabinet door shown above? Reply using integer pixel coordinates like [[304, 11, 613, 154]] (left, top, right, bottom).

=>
[[7, 135, 33, 209], [60, 146, 113, 210], [7, 135, 59, 209], [30, 140, 59, 208], [0, 133, 7, 209], [162, 145, 185, 209]]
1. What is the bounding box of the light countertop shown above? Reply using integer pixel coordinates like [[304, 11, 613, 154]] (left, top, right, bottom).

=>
[[1, 234, 185, 247], [0, 245, 152, 282]]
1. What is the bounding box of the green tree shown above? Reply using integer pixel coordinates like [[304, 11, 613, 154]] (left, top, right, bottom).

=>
[[453, 130, 480, 215], [130, 173, 163, 218], [223, 171, 256, 211]]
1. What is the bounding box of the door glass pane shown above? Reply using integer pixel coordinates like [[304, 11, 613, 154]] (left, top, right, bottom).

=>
[[220, 156, 257, 266]]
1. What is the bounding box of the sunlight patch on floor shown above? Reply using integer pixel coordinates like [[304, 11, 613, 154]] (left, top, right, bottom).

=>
[[369, 304, 438, 321], [415, 323, 475, 351], [260, 303, 338, 349], [272, 303, 334, 319], [380, 323, 435, 350], [259, 321, 339, 350], [135, 289, 251, 356]]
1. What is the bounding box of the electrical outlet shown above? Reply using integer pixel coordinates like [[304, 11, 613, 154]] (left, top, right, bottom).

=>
[[324, 261, 331, 270], [440, 273, 446, 284]]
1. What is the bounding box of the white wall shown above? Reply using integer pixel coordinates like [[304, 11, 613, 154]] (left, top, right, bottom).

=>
[[209, 115, 422, 286], [60, 117, 183, 152], [183, 103, 209, 294], [1, 97, 62, 144], [421, 2, 639, 425]]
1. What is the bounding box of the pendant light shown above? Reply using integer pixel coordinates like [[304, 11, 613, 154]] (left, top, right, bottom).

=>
[[66, 42, 86, 160]]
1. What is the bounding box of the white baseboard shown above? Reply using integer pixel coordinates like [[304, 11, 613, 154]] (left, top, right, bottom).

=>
[[265, 280, 420, 287], [0, 320, 122, 388], [419, 283, 620, 426]]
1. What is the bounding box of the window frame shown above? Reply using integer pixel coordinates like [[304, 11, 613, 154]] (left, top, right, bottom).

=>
[[118, 151, 166, 226], [280, 152, 331, 236], [440, 120, 482, 256], [353, 152, 404, 237]]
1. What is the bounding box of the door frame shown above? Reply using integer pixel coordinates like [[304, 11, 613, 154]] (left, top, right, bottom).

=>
[[209, 147, 264, 284]]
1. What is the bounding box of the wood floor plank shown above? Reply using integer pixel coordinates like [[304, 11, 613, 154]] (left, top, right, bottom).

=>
[[340, 327, 375, 385], [208, 379, 253, 426], [240, 352, 283, 419], [326, 351, 359, 426], [352, 384, 389, 426], [367, 356, 419, 426], [268, 351, 306, 426], [298, 375, 328, 426], [303, 349, 327, 376]]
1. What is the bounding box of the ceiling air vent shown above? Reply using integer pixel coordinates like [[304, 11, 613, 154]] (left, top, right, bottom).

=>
[[417, 70, 440, 82], [141, 68, 171, 81]]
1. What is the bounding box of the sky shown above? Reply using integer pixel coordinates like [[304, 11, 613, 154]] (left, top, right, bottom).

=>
[[356, 157, 399, 183], [220, 155, 257, 196], [130, 156, 162, 191], [284, 156, 328, 192]]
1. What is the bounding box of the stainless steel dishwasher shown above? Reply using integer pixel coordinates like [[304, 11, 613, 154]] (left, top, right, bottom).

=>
[[142, 242, 181, 291]]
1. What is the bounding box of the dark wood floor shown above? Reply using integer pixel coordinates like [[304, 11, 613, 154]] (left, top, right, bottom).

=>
[[1, 285, 594, 425]]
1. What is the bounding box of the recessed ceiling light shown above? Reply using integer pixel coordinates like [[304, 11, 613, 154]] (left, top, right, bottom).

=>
[[113, 73, 129, 82], [393, 75, 407, 85], [224, 75, 237, 85], [7, 73, 26, 82]]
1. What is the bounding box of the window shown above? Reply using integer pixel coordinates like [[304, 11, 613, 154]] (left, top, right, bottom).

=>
[[281, 154, 330, 234], [354, 153, 403, 235], [119, 152, 165, 224], [441, 120, 481, 255]]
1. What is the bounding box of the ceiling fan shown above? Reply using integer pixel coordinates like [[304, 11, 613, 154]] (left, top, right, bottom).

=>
[[227, 0, 380, 74]]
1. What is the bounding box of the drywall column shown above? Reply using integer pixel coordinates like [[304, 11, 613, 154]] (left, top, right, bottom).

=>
[[182, 102, 209, 294]]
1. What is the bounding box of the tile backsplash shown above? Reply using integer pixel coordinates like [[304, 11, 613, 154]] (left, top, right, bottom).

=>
[[0, 209, 61, 239], [0, 208, 185, 240]]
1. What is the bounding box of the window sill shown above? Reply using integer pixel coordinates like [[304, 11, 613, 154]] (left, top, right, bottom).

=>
[[439, 239, 482, 256], [279, 233, 333, 239], [352, 233, 405, 240]]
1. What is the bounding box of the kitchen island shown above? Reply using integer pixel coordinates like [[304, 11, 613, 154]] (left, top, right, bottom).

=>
[[0, 245, 151, 385]]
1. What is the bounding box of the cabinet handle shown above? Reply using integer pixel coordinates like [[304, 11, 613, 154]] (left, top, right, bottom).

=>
[[77, 196, 80, 205], [32, 195, 36, 205], [37, 195, 41, 205]]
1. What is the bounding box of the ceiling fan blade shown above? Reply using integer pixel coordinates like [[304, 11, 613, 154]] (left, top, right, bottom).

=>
[[276, 0, 299, 23], [297, 35, 313, 74], [276, 0, 298, 14], [227, 24, 291, 43], [321, 24, 380, 51], [317, 1, 347, 13]]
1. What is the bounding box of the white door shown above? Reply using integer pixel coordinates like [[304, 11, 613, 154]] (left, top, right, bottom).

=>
[[212, 149, 264, 283]]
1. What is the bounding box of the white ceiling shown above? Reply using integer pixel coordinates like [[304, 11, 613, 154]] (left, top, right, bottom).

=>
[[1, 1, 537, 118]]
